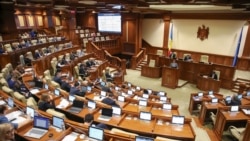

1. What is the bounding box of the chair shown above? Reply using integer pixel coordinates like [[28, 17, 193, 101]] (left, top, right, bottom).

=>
[[1, 68, 9, 80], [111, 128, 138, 137], [96, 32, 101, 36], [80, 33, 85, 38], [4, 44, 13, 52], [83, 38, 88, 47], [5, 63, 13, 73], [58, 55, 64, 62], [13, 91, 27, 104], [65, 53, 70, 62], [12, 42, 20, 49], [79, 29, 84, 33], [56, 37, 61, 41], [105, 36, 110, 40], [228, 126, 245, 141], [213, 70, 220, 80], [58, 44, 64, 50], [51, 60, 57, 76], [26, 51, 34, 61], [200, 55, 209, 63], [26, 97, 38, 109], [100, 36, 105, 41], [0, 78, 9, 87], [157, 50, 163, 56], [19, 55, 25, 66], [95, 37, 100, 41], [148, 59, 155, 67], [2, 86, 14, 97], [49, 45, 55, 53], [46, 109, 66, 119], [74, 65, 79, 78], [30, 39, 37, 45], [183, 53, 191, 59], [210, 112, 216, 125], [85, 29, 89, 33]]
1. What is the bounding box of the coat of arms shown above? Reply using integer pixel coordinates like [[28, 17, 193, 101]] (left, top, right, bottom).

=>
[[197, 25, 209, 41]]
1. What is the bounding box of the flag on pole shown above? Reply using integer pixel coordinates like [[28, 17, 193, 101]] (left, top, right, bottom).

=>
[[232, 27, 243, 67], [168, 23, 173, 56]]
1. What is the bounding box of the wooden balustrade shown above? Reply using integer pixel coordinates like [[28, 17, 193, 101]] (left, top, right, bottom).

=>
[[130, 48, 146, 69]]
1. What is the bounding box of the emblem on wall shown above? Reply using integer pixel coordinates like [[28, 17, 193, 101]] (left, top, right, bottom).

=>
[[197, 25, 209, 41]]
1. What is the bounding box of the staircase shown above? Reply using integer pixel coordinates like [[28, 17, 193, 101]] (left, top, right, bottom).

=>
[[232, 78, 250, 93], [135, 60, 147, 71]]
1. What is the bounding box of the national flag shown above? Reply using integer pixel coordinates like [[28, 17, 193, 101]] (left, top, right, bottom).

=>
[[168, 23, 173, 56], [232, 27, 243, 67]]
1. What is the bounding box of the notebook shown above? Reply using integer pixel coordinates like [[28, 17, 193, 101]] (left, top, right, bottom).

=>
[[52, 116, 64, 129], [112, 106, 121, 115], [139, 100, 147, 106], [26, 106, 35, 118], [68, 100, 84, 114], [163, 103, 172, 110], [171, 115, 185, 125], [135, 136, 154, 141], [88, 126, 104, 141], [98, 108, 113, 120], [118, 95, 125, 102], [24, 116, 49, 139], [139, 111, 152, 121], [54, 89, 60, 96], [87, 100, 96, 109]]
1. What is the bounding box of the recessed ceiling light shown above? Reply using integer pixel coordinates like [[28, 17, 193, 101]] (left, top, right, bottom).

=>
[[78, 1, 97, 5]]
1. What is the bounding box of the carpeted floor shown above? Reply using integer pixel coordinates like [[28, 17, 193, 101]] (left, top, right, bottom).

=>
[[124, 69, 250, 141]]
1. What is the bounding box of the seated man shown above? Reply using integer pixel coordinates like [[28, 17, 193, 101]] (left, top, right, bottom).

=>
[[38, 94, 55, 111], [225, 94, 241, 106], [86, 58, 95, 68], [210, 71, 218, 80], [69, 82, 85, 97], [101, 93, 120, 107], [184, 55, 193, 62], [79, 64, 89, 78], [170, 59, 178, 68]]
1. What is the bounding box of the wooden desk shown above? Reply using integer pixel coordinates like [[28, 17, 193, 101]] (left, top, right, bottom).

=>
[[214, 109, 250, 140], [161, 66, 179, 89], [94, 108, 124, 126], [141, 65, 162, 78], [197, 75, 221, 92]]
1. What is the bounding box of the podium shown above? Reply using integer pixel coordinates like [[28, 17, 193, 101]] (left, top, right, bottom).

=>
[[161, 66, 179, 88], [196, 74, 221, 92]]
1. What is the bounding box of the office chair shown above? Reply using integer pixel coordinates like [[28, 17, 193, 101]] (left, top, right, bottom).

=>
[[228, 126, 245, 141], [200, 55, 209, 63]]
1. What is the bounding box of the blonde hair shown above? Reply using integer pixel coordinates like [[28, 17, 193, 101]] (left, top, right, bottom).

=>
[[0, 123, 13, 141]]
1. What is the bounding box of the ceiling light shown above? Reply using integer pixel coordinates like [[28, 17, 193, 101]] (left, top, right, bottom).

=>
[[78, 1, 97, 5]]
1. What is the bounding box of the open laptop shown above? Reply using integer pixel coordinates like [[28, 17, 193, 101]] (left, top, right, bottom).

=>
[[88, 126, 104, 141], [98, 108, 113, 120], [127, 90, 133, 95], [87, 100, 96, 109], [247, 91, 250, 96], [197, 92, 203, 97], [208, 90, 215, 98], [26, 106, 35, 118], [135, 135, 154, 141], [139, 111, 152, 121], [112, 106, 121, 115], [67, 100, 84, 114], [171, 115, 185, 125], [24, 116, 49, 139], [237, 94, 243, 100], [147, 89, 152, 94], [54, 89, 60, 96], [33, 80, 43, 89], [118, 95, 125, 102], [142, 94, 149, 99], [68, 95, 76, 103], [52, 116, 64, 130], [100, 91, 106, 97], [163, 103, 172, 110], [87, 86, 92, 92]]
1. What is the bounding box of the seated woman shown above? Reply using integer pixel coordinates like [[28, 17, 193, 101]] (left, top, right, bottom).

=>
[[0, 123, 15, 141], [38, 94, 55, 111]]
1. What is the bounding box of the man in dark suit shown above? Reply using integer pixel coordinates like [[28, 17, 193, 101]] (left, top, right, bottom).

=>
[[101, 93, 120, 107], [211, 71, 218, 80], [79, 64, 89, 78], [69, 82, 85, 97]]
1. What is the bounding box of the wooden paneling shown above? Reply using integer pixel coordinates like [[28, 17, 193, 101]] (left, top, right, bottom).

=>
[[161, 66, 179, 88], [141, 65, 161, 78]]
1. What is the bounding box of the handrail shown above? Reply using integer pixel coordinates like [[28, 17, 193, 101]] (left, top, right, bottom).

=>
[[130, 48, 146, 69]]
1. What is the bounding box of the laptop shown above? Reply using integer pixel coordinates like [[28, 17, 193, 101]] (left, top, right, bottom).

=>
[[115, 86, 120, 91], [118, 95, 125, 102], [68, 100, 84, 114], [26, 106, 35, 118], [237, 94, 243, 100], [8, 97, 14, 108], [87, 100, 96, 109], [68, 95, 76, 103], [230, 105, 239, 112], [112, 106, 121, 115], [198, 92, 203, 97], [171, 115, 185, 125], [139, 111, 152, 121], [88, 126, 104, 141], [52, 116, 64, 129], [127, 83, 131, 87], [82, 86, 87, 93], [247, 91, 250, 96], [135, 135, 154, 141], [147, 89, 152, 94], [158, 91, 165, 96], [34, 80, 43, 89], [136, 86, 141, 91], [211, 98, 218, 103], [163, 103, 172, 110], [139, 100, 147, 106], [99, 108, 113, 120], [208, 90, 215, 98], [87, 86, 92, 92], [225, 96, 232, 103], [54, 89, 60, 96], [24, 116, 49, 139]]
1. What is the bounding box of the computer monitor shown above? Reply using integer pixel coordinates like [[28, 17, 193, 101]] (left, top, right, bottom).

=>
[[88, 126, 104, 141], [147, 89, 152, 94], [139, 111, 152, 121], [237, 94, 243, 100], [135, 136, 154, 141], [142, 94, 149, 99], [112, 106, 121, 115], [230, 105, 239, 112], [87, 100, 96, 109], [208, 90, 213, 95], [136, 86, 140, 91], [158, 91, 165, 96], [100, 91, 106, 97], [87, 86, 92, 92], [225, 96, 232, 102], [44, 84, 49, 90], [247, 91, 250, 96], [198, 92, 203, 97], [52, 116, 64, 129], [127, 90, 133, 95], [26, 106, 35, 118], [160, 96, 167, 102], [139, 100, 147, 106], [115, 86, 120, 91], [163, 103, 172, 110], [211, 98, 218, 103], [118, 95, 125, 102], [68, 95, 75, 102], [33, 116, 50, 130], [54, 89, 60, 96], [171, 115, 185, 125], [127, 83, 131, 87], [7, 97, 14, 108]]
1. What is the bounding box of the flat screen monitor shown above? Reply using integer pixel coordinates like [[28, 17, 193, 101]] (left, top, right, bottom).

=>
[[247, 91, 250, 96], [171, 115, 185, 125], [127, 90, 133, 95], [211, 98, 218, 103], [112, 106, 121, 115], [208, 90, 213, 95], [198, 92, 203, 97], [54, 89, 60, 96], [158, 91, 165, 96], [139, 100, 147, 106], [163, 103, 172, 110], [69, 95, 75, 102], [230, 106, 239, 112], [26, 106, 35, 118], [44, 83, 49, 90], [88, 126, 104, 141], [100, 91, 106, 97], [142, 94, 149, 99], [52, 116, 64, 129], [160, 96, 167, 101], [135, 136, 154, 141], [97, 13, 121, 34], [87, 100, 96, 109], [139, 111, 152, 121], [7, 97, 14, 108], [118, 95, 125, 102]]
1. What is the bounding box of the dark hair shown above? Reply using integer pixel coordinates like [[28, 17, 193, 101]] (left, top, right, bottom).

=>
[[0, 105, 7, 114], [74, 82, 79, 87], [84, 113, 94, 123]]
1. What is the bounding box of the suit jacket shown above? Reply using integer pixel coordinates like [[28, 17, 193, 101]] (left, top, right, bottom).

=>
[[70, 87, 85, 97], [38, 101, 55, 111], [101, 97, 119, 107], [53, 76, 63, 85]]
